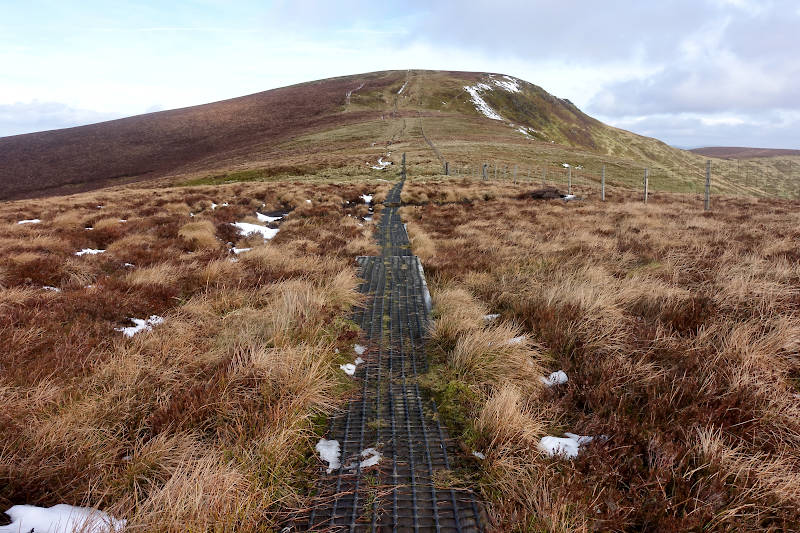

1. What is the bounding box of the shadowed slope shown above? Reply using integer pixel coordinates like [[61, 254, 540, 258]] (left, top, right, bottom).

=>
[[0, 71, 404, 200]]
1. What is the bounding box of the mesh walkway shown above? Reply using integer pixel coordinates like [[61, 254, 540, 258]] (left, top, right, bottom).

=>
[[305, 180, 484, 532]]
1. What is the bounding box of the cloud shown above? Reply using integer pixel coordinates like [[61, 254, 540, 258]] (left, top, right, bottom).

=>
[[600, 110, 800, 149], [0, 101, 123, 138], [1, 0, 798, 147]]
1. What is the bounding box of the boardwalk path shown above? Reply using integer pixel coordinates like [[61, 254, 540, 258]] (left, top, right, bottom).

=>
[[306, 179, 484, 531]]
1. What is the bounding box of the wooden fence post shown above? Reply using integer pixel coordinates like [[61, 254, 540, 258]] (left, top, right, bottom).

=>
[[644, 168, 649, 204], [402, 153, 406, 180], [601, 164, 606, 201], [705, 160, 711, 211], [568, 166, 572, 194], [513, 165, 518, 184], [444, 161, 449, 176], [482, 163, 488, 181]]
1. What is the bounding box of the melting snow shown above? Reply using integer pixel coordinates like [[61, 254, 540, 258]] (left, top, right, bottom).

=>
[[17, 219, 40, 225], [562, 163, 570, 168], [360, 194, 373, 203], [354, 344, 367, 355], [115, 315, 164, 338], [316, 439, 341, 473], [231, 222, 279, 240], [397, 80, 409, 94], [305, 199, 312, 204], [484, 314, 500, 321], [343, 448, 382, 470], [463, 84, 503, 121], [256, 212, 283, 223], [340, 351, 366, 376], [0, 504, 125, 533], [538, 433, 594, 459], [492, 76, 521, 93], [231, 247, 252, 254], [371, 157, 392, 170], [42, 286, 61, 292], [539, 370, 568, 387], [123, 263, 135, 268], [472, 451, 486, 460], [75, 248, 105, 256], [507, 335, 526, 345]]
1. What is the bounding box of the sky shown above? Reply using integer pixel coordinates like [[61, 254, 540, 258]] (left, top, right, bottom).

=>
[[1, 0, 798, 148]]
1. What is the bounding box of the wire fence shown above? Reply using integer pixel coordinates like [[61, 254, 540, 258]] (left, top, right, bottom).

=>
[[439, 157, 800, 208]]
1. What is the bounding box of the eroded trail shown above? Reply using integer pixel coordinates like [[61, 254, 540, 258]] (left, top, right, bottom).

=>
[[306, 179, 484, 531]]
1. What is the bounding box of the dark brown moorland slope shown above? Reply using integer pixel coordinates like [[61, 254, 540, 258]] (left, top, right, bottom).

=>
[[690, 146, 800, 158], [0, 71, 403, 200]]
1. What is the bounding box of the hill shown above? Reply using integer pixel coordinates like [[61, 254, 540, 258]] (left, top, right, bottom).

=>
[[1, 69, 798, 200], [690, 146, 800, 158]]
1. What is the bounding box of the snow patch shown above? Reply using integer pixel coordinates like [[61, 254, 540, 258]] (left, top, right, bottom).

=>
[[231, 247, 251, 254], [75, 248, 105, 256], [562, 163, 570, 168], [345, 448, 382, 470], [397, 80, 409, 94], [492, 76, 521, 93], [484, 314, 500, 321], [17, 219, 40, 225], [539, 370, 568, 387], [340, 363, 357, 376], [0, 504, 125, 533], [463, 84, 503, 121], [256, 212, 283, 223], [231, 222, 279, 240], [340, 348, 366, 376], [538, 433, 594, 459], [123, 263, 135, 268], [115, 315, 164, 338], [360, 194, 373, 203], [42, 286, 61, 293], [354, 344, 366, 355], [371, 157, 392, 170], [507, 335, 526, 345], [472, 451, 486, 460], [316, 439, 341, 473]]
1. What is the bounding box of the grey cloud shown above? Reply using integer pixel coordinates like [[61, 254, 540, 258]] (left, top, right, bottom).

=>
[[0, 101, 123, 138], [603, 111, 800, 149]]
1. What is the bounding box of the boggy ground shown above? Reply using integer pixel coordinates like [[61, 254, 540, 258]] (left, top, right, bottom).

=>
[[401, 182, 800, 531], [0, 179, 390, 530]]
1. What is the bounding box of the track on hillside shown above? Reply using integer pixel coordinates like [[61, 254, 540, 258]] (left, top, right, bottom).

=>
[[303, 180, 485, 531]]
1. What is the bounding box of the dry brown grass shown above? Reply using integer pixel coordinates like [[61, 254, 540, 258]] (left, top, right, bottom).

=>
[[0, 179, 377, 530], [178, 220, 220, 250], [408, 182, 800, 530]]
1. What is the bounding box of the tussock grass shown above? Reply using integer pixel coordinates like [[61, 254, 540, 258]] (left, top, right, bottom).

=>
[[0, 179, 374, 529], [429, 287, 487, 347], [409, 185, 800, 530], [178, 220, 220, 250]]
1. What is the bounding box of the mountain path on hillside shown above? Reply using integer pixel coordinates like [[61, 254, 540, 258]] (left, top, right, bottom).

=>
[[304, 178, 485, 531]]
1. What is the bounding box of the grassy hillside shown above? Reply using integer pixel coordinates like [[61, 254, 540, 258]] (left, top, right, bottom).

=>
[[3, 69, 798, 200]]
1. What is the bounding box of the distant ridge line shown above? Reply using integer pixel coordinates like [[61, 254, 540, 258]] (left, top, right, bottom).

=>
[[690, 146, 800, 159]]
